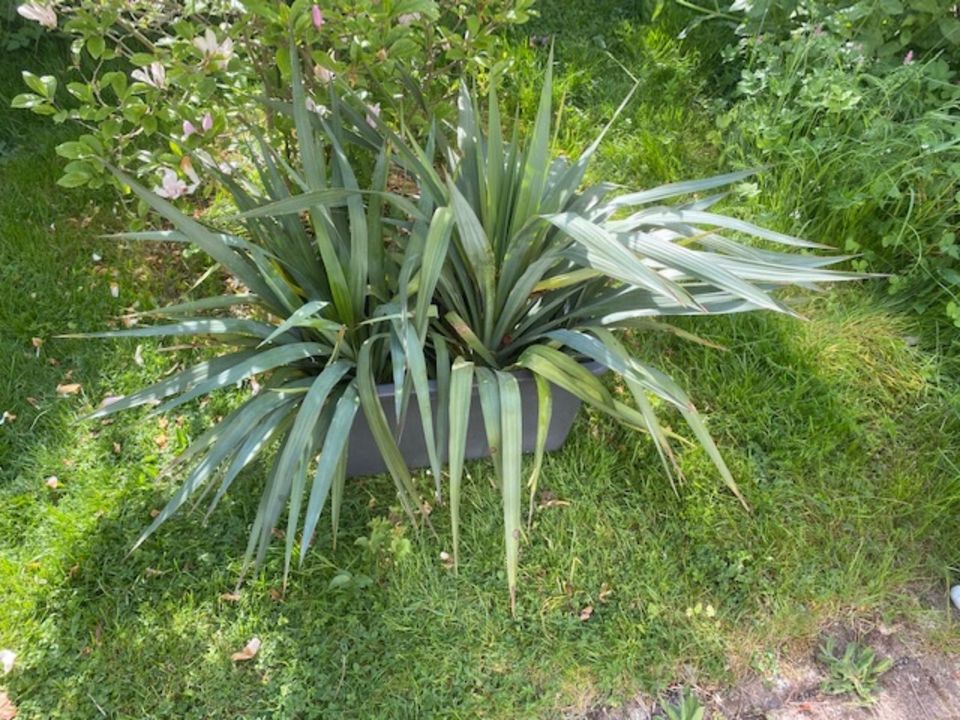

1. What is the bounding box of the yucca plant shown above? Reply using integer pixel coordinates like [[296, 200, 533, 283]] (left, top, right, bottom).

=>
[[76, 45, 863, 611]]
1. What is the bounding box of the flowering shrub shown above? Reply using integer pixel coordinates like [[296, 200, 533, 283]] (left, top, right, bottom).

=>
[[727, 0, 960, 66], [11, 0, 534, 201]]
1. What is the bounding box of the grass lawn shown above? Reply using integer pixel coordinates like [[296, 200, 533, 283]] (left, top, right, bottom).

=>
[[2, 4, 959, 718]]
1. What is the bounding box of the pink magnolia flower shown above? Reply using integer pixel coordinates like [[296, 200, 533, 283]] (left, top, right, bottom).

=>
[[154, 161, 200, 199], [311, 5, 324, 30], [193, 28, 234, 69], [131, 62, 166, 89], [202, 113, 213, 132], [182, 120, 197, 138], [16, 2, 56, 29], [154, 168, 188, 199], [903, 50, 915, 65]]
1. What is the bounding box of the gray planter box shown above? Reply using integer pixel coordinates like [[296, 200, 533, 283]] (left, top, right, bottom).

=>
[[346, 361, 604, 477]]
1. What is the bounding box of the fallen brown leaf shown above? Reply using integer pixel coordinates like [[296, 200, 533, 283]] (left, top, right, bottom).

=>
[[0, 690, 16, 720], [598, 583, 613, 603], [149, 509, 160, 518], [144, 567, 163, 578], [219, 592, 241, 602], [56, 383, 81, 396], [439, 551, 454, 570], [268, 588, 282, 601], [44, 476, 58, 490], [230, 636, 261, 662], [25, 398, 39, 409], [0, 412, 15, 425], [154, 433, 168, 449], [579, 605, 594, 622]]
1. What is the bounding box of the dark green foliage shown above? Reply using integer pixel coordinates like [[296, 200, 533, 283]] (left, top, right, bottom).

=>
[[717, 1, 960, 324]]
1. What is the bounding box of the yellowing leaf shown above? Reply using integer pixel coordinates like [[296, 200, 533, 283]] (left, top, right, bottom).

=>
[[230, 636, 261, 661]]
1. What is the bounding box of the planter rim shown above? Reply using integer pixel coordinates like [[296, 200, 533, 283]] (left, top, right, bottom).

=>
[[371, 358, 606, 399]]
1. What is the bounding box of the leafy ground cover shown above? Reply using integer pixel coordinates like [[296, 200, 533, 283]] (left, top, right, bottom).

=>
[[2, 4, 959, 718]]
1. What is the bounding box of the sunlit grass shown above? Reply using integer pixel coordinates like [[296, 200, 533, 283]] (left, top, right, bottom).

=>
[[2, 9, 958, 719]]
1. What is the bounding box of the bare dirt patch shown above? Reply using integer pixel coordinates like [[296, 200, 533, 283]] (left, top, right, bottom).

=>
[[584, 611, 960, 720]]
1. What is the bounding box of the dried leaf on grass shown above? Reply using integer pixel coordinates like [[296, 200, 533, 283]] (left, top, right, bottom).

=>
[[56, 383, 82, 396], [579, 605, 594, 622], [230, 637, 261, 662], [0, 691, 16, 720]]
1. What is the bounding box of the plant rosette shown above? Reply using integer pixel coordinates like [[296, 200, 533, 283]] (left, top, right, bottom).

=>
[[67, 39, 868, 612]]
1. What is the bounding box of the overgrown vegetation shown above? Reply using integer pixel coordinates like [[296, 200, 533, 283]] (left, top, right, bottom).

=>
[[2, 1, 959, 718], [714, 0, 960, 324]]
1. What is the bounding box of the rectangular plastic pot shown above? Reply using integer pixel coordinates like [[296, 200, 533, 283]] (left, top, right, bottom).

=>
[[346, 361, 604, 477]]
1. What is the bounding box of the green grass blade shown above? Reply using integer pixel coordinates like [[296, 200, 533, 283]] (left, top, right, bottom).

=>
[[275, 361, 352, 585], [444, 311, 498, 367], [448, 180, 496, 343], [527, 374, 552, 530], [413, 207, 455, 337], [301, 383, 359, 562], [87, 351, 259, 419], [137, 294, 260, 317], [545, 212, 696, 308], [607, 169, 759, 209], [204, 405, 295, 520], [152, 343, 327, 415], [610, 208, 831, 250], [511, 46, 554, 229], [447, 357, 475, 571], [474, 367, 502, 481], [679, 404, 749, 511], [257, 301, 339, 347], [324, 125, 368, 317], [357, 337, 420, 526], [130, 390, 298, 552], [61, 318, 290, 342], [433, 333, 451, 494], [402, 324, 442, 498], [330, 451, 347, 552], [497, 371, 522, 615]]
